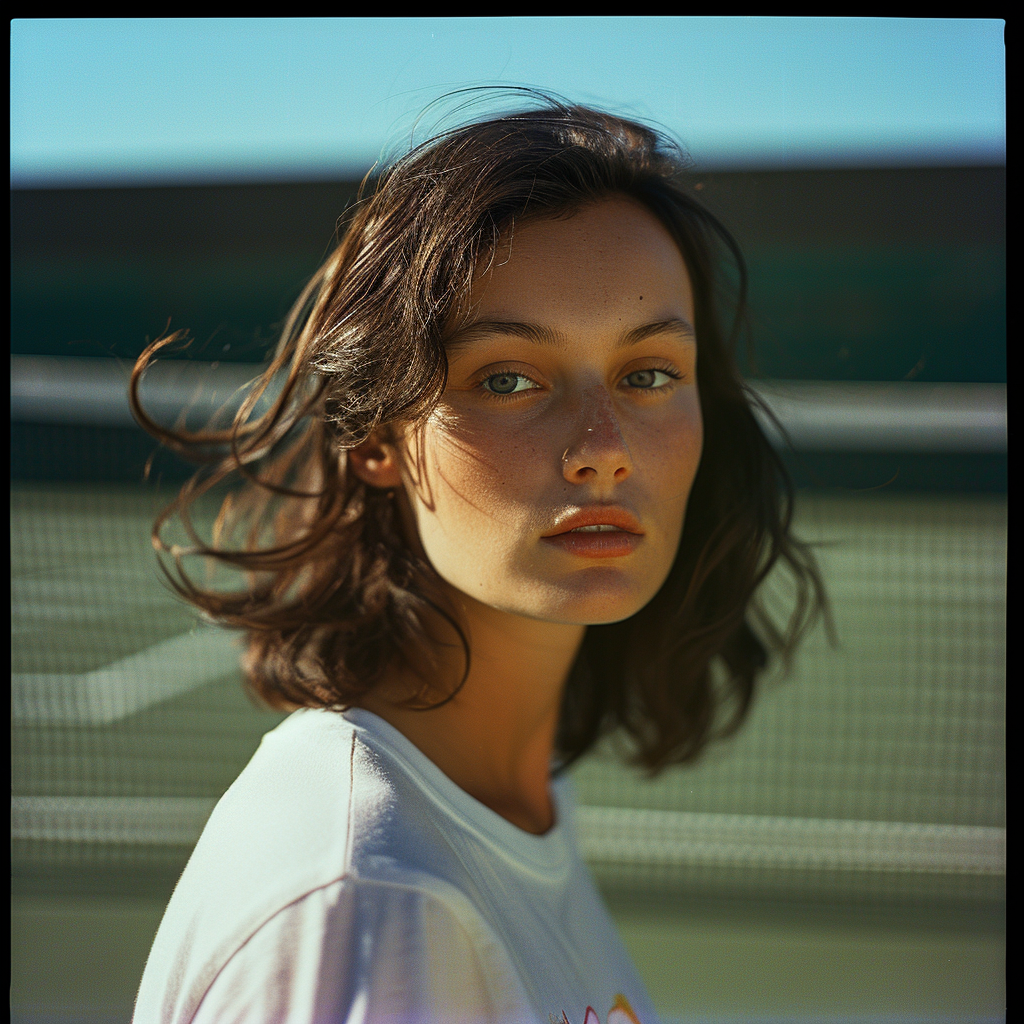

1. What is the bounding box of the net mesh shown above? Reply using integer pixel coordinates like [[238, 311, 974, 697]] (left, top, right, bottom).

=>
[[11, 483, 1005, 902]]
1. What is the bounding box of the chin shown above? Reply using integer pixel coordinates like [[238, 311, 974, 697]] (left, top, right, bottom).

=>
[[530, 573, 657, 626]]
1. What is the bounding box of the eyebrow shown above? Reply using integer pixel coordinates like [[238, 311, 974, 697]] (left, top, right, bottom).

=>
[[446, 316, 696, 352]]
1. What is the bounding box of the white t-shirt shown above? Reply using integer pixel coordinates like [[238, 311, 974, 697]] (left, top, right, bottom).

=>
[[133, 707, 661, 1024]]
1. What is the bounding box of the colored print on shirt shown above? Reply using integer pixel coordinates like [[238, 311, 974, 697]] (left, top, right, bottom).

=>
[[555, 991, 644, 1024]]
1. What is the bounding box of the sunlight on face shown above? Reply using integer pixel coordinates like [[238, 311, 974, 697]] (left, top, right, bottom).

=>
[[399, 196, 703, 626]]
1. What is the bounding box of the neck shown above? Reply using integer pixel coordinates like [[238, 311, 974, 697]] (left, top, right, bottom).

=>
[[359, 595, 585, 835]]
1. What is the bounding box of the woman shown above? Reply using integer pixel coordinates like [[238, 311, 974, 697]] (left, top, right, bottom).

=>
[[131, 98, 827, 1023]]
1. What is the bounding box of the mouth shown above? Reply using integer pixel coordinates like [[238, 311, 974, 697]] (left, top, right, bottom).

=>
[[541, 508, 644, 558]]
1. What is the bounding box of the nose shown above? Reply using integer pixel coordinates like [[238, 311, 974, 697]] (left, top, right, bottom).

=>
[[561, 388, 633, 486]]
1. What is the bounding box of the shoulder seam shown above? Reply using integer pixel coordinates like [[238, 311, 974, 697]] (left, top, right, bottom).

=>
[[344, 726, 356, 870]]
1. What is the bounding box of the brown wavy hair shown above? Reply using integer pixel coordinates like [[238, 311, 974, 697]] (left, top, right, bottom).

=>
[[130, 95, 831, 774]]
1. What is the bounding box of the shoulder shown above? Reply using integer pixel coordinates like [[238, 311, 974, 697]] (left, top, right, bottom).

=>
[[176, 709, 396, 899], [135, 709, 502, 1023]]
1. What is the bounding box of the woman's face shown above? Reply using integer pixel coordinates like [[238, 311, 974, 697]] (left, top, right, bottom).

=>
[[399, 196, 703, 626]]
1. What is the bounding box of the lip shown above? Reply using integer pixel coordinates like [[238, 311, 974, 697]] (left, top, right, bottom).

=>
[[540, 507, 644, 559], [542, 507, 644, 537]]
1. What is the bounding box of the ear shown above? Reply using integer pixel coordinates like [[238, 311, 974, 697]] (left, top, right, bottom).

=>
[[347, 433, 404, 489]]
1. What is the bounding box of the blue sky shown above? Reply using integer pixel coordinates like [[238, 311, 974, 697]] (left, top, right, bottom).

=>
[[10, 17, 1005, 187]]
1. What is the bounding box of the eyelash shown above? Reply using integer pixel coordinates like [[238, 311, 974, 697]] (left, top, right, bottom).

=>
[[477, 365, 684, 400]]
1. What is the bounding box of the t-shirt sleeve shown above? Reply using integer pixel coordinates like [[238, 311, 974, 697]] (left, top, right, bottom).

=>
[[187, 875, 533, 1024]]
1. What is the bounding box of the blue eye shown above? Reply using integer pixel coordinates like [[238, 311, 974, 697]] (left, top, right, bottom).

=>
[[624, 369, 674, 389], [483, 372, 538, 395]]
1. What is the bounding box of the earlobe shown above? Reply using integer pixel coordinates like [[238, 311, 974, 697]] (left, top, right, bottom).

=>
[[347, 435, 404, 489]]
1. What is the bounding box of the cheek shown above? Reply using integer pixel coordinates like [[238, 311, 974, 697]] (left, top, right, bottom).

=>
[[637, 399, 704, 491], [407, 411, 551, 526], [403, 418, 550, 599]]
